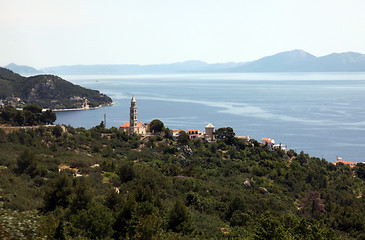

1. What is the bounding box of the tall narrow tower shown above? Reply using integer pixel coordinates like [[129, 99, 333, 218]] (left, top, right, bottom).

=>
[[205, 123, 215, 141], [130, 96, 138, 133]]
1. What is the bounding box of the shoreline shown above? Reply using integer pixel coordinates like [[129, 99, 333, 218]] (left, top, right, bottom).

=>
[[51, 101, 115, 112]]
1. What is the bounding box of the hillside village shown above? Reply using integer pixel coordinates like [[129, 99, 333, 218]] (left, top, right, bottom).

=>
[[0, 96, 26, 109], [120, 97, 276, 146], [117, 96, 359, 167], [1, 95, 359, 167]]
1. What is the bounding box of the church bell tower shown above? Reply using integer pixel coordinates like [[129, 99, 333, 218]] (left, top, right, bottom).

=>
[[130, 96, 138, 133]]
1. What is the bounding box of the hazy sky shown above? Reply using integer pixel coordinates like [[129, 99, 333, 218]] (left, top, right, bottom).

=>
[[1, 0, 365, 68]]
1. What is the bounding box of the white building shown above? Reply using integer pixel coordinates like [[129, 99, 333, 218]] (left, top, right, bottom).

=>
[[274, 143, 287, 151], [237, 135, 251, 143], [262, 138, 275, 151]]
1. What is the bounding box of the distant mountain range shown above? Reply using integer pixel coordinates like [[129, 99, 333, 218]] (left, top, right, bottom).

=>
[[227, 50, 365, 72], [4, 63, 44, 75], [4, 50, 365, 75], [0, 67, 113, 110]]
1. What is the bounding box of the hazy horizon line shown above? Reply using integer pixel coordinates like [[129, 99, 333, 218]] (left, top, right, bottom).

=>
[[4, 49, 365, 69]]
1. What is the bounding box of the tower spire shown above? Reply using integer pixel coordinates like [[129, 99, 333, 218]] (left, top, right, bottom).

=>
[[130, 96, 138, 133]]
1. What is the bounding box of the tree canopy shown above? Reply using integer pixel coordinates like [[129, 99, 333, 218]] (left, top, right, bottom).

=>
[[148, 119, 164, 133], [177, 130, 190, 145], [0, 105, 56, 126], [214, 127, 236, 145]]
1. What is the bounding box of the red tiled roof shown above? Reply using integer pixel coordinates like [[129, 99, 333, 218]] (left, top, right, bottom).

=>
[[120, 122, 130, 128], [188, 129, 199, 132], [171, 129, 181, 132], [119, 121, 145, 128], [335, 160, 356, 165]]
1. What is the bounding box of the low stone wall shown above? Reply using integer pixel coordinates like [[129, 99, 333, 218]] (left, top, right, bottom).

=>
[[0, 125, 58, 134]]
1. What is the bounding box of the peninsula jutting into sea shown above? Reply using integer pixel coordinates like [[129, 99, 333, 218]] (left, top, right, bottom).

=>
[[0, 67, 113, 110]]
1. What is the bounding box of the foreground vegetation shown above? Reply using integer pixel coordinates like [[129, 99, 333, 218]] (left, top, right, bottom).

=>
[[0, 105, 56, 126], [0, 122, 364, 239]]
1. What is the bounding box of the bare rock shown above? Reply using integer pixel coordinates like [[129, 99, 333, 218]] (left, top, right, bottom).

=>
[[259, 187, 269, 194], [243, 178, 252, 189]]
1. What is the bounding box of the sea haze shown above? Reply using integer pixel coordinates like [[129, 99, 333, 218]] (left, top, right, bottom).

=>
[[55, 72, 365, 163]]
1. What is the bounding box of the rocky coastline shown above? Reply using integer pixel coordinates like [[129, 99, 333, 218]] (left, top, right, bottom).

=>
[[51, 101, 115, 112]]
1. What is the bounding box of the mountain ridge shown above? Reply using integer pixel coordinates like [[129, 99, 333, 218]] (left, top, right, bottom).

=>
[[4, 63, 44, 76], [5, 50, 365, 75]]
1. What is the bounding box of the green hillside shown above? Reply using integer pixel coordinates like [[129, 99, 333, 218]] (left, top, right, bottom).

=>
[[0, 67, 113, 109], [0, 124, 364, 239]]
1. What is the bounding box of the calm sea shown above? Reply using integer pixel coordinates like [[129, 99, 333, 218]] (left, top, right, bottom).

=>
[[55, 73, 365, 163]]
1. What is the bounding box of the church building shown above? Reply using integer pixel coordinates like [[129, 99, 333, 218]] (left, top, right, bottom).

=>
[[119, 96, 147, 135]]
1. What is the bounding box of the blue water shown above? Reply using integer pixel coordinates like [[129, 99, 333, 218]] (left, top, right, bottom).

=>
[[55, 73, 365, 163]]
